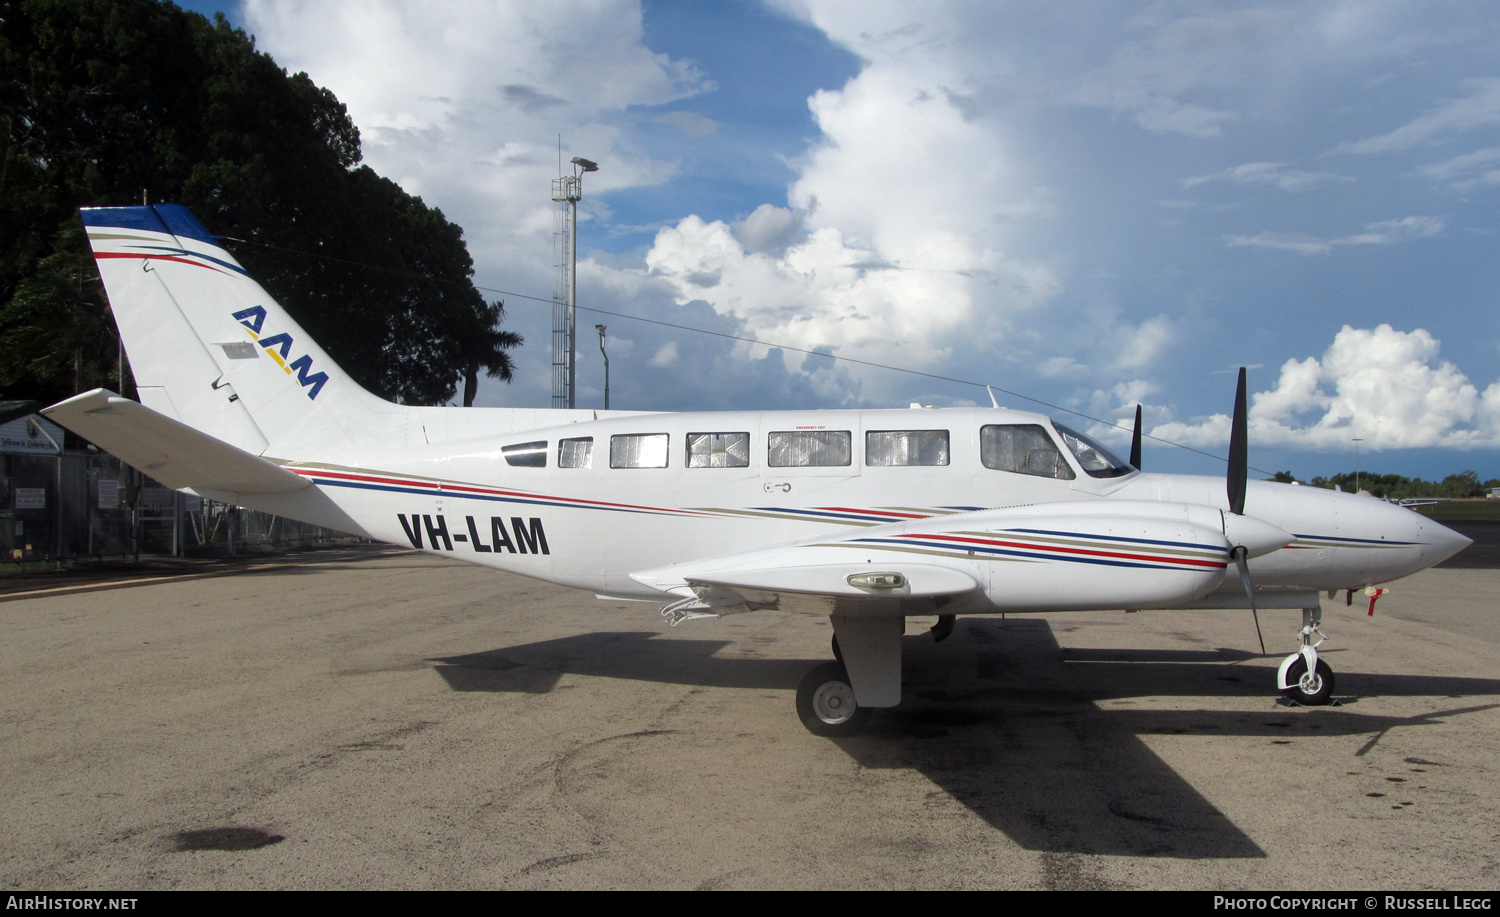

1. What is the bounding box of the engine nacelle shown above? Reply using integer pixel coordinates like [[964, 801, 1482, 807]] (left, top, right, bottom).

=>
[[855, 505, 1242, 613]]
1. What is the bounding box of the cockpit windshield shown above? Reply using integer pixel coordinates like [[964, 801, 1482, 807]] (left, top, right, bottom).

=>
[[1052, 422, 1136, 478]]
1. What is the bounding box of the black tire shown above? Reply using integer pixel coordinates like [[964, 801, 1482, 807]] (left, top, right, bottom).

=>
[[831, 634, 842, 663], [796, 662, 872, 736], [1282, 657, 1335, 705]]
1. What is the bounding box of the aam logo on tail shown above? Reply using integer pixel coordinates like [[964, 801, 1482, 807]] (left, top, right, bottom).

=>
[[231, 306, 329, 400]]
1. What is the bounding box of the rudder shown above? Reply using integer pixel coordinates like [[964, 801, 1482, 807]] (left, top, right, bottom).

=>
[[83, 205, 403, 459]]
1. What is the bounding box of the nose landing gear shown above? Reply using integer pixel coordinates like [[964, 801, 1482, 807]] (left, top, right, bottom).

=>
[[1278, 604, 1335, 705]]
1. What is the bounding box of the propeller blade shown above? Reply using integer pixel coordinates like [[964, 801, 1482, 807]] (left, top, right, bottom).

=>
[[1232, 545, 1266, 655], [1130, 404, 1143, 470], [1227, 367, 1248, 516]]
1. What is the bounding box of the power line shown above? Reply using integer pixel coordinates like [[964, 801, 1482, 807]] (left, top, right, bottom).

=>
[[221, 234, 1268, 474]]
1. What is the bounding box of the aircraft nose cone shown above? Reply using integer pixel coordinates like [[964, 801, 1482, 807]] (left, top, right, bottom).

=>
[[1417, 517, 1472, 567]]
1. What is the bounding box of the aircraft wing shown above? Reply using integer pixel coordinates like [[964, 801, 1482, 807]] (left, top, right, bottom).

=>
[[42, 389, 310, 496], [632, 540, 986, 623]]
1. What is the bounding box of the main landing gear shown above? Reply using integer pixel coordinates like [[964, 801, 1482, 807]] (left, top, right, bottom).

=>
[[1278, 604, 1336, 705], [796, 662, 872, 736], [801, 615, 905, 736]]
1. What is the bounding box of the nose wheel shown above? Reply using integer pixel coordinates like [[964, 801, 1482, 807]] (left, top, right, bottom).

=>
[[1282, 656, 1335, 705], [796, 662, 872, 736], [1278, 604, 1335, 705]]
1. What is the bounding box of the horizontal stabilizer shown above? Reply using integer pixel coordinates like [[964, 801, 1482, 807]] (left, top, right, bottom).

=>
[[42, 389, 310, 496]]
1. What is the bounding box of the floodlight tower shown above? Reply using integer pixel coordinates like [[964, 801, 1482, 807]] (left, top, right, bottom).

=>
[[551, 155, 598, 409]]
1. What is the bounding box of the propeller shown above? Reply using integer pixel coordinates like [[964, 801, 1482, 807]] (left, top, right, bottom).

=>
[[1227, 367, 1248, 516], [1232, 543, 1265, 654], [1223, 367, 1265, 653], [1129, 404, 1143, 470]]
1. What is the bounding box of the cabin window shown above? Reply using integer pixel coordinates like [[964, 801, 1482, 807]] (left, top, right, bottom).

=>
[[686, 432, 750, 468], [610, 433, 669, 469], [980, 424, 1075, 480], [768, 430, 851, 467], [866, 430, 949, 466], [502, 441, 547, 468], [558, 437, 593, 469]]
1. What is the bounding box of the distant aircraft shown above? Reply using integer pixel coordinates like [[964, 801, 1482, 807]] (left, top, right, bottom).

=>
[[45, 205, 1471, 735]]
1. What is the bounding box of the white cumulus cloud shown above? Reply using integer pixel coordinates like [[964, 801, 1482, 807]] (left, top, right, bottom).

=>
[[1151, 325, 1498, 450], [638, 9, 1064, 403], [242, 0, 710, 406]]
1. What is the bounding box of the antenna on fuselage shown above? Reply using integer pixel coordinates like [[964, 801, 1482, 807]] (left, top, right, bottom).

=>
[[986, 386, 1000, 409]]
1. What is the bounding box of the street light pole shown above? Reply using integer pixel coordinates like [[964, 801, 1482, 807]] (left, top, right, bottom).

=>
[[596, 324, 609, 410], [1354, 438, 1364, 493]]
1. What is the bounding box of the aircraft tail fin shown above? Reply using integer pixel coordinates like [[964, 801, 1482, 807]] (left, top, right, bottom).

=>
[[81, 205, 403, 459]]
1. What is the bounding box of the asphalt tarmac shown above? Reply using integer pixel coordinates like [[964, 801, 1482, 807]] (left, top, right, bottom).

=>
[[1, 547, 1495, 890]]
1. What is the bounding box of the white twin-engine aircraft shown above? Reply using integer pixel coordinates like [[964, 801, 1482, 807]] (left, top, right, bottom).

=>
[[46, 205, 1471, 735]]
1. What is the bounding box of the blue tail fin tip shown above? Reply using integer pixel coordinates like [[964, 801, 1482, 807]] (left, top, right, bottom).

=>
[[80, 204, 218, 245]]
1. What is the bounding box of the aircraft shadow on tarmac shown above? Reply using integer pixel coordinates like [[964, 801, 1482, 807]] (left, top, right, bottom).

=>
[[429, 618, 1499, 859]]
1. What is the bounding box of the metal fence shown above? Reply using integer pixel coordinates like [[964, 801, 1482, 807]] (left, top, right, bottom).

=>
[[1, 450, 356, 564]]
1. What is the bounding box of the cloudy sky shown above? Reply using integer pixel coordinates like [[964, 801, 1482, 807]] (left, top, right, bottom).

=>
[[184, 1, 1500, 480]]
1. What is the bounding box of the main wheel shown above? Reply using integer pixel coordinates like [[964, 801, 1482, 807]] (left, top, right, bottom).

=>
[[796, 662, 872, 736], [831, 634, 843, 662], [1282, 657, 1335, 705]]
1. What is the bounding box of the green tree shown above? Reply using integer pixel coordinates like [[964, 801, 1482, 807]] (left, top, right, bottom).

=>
[[0, 219, 125, 396], [1439, 471, 1483, 499], [1, 0, 518, 406], [459, 299, 522, 407]]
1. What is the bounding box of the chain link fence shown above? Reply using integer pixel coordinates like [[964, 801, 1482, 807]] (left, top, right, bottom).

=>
[[1, 450, 358, 566]]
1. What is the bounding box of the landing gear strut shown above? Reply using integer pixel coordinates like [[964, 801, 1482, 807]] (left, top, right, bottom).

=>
[[1278, 604, 1336, 705]]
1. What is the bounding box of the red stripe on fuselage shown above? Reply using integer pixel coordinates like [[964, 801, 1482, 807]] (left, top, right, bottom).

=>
[[290, 467, 713, 516], [907, 532, 1227, 569]]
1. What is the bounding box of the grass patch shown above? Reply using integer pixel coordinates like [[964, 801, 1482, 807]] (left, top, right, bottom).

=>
[[1412, 500, 1500, 521]]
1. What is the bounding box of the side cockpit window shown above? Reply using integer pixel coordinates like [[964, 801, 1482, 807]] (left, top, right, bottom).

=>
[[980, 424, 1075, 480], [1053, 423, 1136, 478], [502, 441, 547, 468], [558, 437, 593, 469]]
